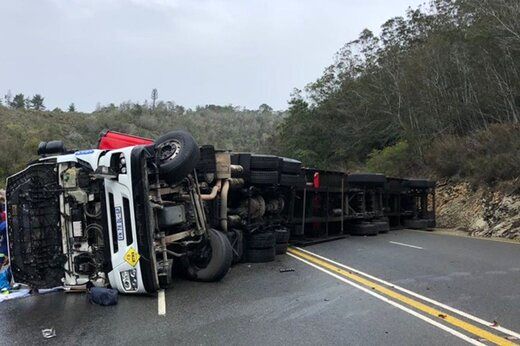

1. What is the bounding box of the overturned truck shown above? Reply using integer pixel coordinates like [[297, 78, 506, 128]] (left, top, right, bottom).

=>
[[5, 130, 436, 294]]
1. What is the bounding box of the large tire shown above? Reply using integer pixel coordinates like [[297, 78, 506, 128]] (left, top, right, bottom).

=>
[[372, 219, 390, 233], [250, 170, 279, 185], [185, 229, 233, 282], [246, 231, 275, 249], [250, 154, 280, 170], [246, 247, 276, 263], [404, 219, 435, 230], [275, 243, 289, 255], [349, 222, 379, 236], [280, 157, 302, 174], [274, 228, 290, 243], [155, 131, 200, 185]]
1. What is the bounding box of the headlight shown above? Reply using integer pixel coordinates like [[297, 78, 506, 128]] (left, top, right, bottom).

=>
[[120, 269, 138, 291], [119, 153, 127, 174]]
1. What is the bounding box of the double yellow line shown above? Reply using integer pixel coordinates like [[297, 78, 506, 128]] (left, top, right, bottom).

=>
[[287, 247, 516, 346]]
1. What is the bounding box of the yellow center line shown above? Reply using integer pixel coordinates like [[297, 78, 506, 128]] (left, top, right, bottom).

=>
[[287, 247, 516, 346]]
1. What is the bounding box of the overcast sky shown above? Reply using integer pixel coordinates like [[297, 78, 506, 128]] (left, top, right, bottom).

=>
[[0, 0, 424, 112]]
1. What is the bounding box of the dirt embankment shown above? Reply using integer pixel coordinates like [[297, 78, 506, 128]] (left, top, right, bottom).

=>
[[436, 180, 520, 240]]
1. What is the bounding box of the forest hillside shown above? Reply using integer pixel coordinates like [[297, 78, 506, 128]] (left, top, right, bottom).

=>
[[276, 0, 520, 186], [0, 103, 283, 186]]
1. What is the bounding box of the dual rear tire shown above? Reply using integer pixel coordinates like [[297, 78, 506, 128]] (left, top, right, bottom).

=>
[[182, 229, 233, 282]]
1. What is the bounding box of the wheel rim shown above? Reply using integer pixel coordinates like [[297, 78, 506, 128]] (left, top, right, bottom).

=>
[[157, 140, 182, 162], [189, 240, 213, 271]]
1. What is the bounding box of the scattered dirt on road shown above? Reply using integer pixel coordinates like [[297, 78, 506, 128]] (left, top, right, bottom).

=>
[[436, 179, 520, 240]]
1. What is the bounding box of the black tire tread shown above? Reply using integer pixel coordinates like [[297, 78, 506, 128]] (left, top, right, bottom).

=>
[[275, 243, 288, 255], [250, 170, 279, 185], [250, 154, 280, 170], [155, 130, 200, 184], [246, 231, 275, 249], [274, 228, 290, 243], [186, 229, 233, 282], [349, 222, 379, 236]]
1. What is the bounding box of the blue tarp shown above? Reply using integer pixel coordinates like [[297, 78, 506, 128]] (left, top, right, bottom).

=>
[[0, 268, 11, 291]]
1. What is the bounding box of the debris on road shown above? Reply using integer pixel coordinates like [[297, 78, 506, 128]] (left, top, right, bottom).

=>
[[279, 268, 295, 273], [41, 328, 56, 339], [88, 287, 118, 306]]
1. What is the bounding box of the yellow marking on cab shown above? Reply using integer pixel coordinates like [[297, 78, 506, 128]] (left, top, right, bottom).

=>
[[124, 247, 140, 267], [287, 247, 516, 346]]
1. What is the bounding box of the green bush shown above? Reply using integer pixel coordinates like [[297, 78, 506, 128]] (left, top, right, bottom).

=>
[[365, 141, 420, 177], [427, 124, 520, 183]]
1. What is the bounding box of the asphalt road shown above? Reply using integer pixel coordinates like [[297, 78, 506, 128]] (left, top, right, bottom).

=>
[[1, 230, 519, 345]]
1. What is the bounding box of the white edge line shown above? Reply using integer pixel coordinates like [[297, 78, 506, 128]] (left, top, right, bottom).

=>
[[389, 241, 424, 249], [294, 247, 520, 339], [287, 253, 485, 346], [158, 289, 166, 316]]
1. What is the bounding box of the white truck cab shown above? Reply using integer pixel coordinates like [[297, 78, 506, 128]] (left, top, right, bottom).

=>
[[6, 131, 233, 294]]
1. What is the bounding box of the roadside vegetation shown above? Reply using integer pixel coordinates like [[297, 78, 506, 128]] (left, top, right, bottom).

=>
[[2, 0, 519, 188], [277, 0, 520, 184], [0, 103, 283, 187]]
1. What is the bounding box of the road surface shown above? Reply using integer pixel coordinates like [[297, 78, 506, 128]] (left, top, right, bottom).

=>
[[1, 230, 519, 345]]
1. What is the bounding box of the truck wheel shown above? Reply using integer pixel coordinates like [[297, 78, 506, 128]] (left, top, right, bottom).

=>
[[349, 222, 379, 236], [250, 170, 279, 185], [250, 154, 281, 170], [155, 131, 200, 185], [275, 228, 290, 255], [403, 219, 434, 230], [372, 219, 390, 233], [275, 243, 289, 255], [246, 231, 275, 249], [274, 228, 290, 243], [185, 229, 233, 282]]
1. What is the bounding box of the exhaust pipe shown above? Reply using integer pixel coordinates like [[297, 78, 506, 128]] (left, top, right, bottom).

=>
[[220, 180, 230, 232], [201, 180, 222, 201]]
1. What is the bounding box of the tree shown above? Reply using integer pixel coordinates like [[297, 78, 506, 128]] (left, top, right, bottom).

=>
[[30, 94, 45, 110], [151, 88, 158, 111], [277, 0, 520, 172], [4, 90, 12, 107], [68, 103, 76, 112], [258, 103, 273, 113], [11, 94, 26, 109]]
